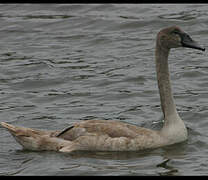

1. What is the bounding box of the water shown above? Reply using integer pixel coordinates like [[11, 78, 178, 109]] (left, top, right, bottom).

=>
[[0, 3, 208, 176]]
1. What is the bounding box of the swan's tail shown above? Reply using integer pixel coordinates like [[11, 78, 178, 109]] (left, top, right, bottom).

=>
[[1, 122, 74, 152], [1, 122, 50, 150], [1, 122, 49, 137], [1, 122, 17, 134]]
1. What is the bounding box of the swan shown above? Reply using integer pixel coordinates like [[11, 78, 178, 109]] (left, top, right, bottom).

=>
[[1, 26, 205, 152]]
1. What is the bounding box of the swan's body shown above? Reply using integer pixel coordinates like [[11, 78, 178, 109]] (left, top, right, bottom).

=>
[[1, 26, 205, 153]]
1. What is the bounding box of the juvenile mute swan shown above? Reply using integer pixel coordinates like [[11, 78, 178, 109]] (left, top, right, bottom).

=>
[[1, 26, 205, 152]]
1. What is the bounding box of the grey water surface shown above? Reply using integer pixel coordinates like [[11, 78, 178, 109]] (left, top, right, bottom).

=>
[[0, 4, 208, 176]]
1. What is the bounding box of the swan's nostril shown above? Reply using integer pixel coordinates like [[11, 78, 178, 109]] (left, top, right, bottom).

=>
[[180, 32, 205, 51]]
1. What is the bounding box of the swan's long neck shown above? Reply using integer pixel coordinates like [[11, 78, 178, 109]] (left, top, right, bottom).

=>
[[155, 40, 178, 122], [155, 37, 187, 143]]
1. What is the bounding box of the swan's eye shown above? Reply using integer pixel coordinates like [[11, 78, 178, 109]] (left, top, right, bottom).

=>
[[172, 30, 179, 35]]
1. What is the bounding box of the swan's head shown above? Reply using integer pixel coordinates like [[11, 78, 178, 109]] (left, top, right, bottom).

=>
[[157, 26, 205, 51]]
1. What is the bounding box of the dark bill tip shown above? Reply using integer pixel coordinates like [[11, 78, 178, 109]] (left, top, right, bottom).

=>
[[182, 40, 205, 51], [180, 33, 205, 51]]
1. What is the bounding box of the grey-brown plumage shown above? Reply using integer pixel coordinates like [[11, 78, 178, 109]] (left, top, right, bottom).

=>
[[1, 26, 205, 153]]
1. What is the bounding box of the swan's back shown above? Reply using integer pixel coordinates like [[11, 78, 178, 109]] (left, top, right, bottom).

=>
[[1, 120, 163, 152], [56, 120, 164, 152]]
